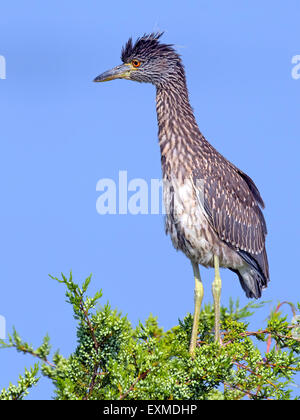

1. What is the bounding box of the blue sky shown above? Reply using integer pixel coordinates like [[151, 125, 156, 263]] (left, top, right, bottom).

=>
[[0, 1, 299, 399]]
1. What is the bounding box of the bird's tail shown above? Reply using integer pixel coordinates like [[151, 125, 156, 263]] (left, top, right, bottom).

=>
[[232, 267, 265, 298], [230, 248, 270, 299]]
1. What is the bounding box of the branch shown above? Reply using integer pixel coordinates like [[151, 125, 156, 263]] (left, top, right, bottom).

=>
[[119, 369, 151, 400]]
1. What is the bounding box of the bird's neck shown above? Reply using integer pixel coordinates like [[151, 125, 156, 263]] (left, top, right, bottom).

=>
[[155, 80, 202, 175]]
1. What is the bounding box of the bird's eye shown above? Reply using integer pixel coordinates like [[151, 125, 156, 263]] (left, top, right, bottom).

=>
[[132, 59, 141, 68]]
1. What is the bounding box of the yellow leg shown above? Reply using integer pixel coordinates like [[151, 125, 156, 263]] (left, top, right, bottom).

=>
[[189, 261, 204, 358], [212, 255, 222, 343]]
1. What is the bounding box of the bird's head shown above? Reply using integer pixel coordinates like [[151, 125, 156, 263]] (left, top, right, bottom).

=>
[[94, 32, 184, 87]]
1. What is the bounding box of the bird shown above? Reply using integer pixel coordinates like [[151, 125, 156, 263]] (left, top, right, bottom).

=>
[[94, 32, 269, 357]]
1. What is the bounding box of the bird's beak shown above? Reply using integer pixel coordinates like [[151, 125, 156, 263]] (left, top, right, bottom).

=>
[[93, 63, 131, 82]]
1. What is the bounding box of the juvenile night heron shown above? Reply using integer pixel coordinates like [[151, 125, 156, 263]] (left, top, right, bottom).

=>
[[94, 33, 269, 357]]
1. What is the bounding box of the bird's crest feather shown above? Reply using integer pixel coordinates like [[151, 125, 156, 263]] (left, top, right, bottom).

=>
[[121, 32, 177, 63]]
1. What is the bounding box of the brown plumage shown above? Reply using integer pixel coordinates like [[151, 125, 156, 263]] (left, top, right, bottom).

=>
[[94, 32, 270, 352], [156, 67, 269, 298]]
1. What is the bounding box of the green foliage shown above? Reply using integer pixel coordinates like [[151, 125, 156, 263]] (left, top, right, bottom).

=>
[[0, 365, 39, 400], [1, 273, 300, 400]]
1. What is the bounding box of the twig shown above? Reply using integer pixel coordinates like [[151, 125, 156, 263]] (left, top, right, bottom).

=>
[[119, 370, 151, 400], [15, 345, 55, 369]]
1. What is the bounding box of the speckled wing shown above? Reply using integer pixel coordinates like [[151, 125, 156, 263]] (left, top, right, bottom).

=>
[[192, 161, 268, 265]]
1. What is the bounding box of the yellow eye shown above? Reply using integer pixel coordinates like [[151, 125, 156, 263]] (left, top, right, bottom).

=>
[[132, 59, 141, 68]]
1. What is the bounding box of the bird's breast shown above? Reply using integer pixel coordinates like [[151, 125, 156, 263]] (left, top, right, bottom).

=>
[[163, 175, 244, 270], [163, 176, 214, 266]]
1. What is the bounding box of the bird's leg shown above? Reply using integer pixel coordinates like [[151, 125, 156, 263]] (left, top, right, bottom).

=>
[[189, 261, 204, 358], [212, 255, 222, 343]]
